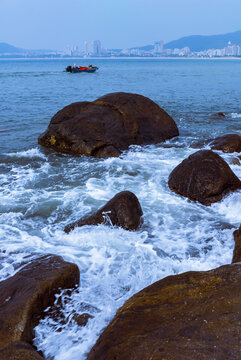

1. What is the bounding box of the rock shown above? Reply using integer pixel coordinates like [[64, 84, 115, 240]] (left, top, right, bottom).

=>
[[0, 342, 44, 360], [64, 191, 143, 233], [168, 150, 241, 205], [0, 255, 79, 350], [231, 157, 241, 166], [38, 92, 179, 158], [209, 134, 241, 153], [192, 134, 241, 153], [232, 225, 241, 263], [87, 263, 241, 360], [211, 112, 226, 118], [72, 313, 93, 327]]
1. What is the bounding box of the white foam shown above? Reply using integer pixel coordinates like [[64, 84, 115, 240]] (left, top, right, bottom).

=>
[[0, 143, 237, 359], [5, 147, 47, 160], [231, 112, 241, 119]]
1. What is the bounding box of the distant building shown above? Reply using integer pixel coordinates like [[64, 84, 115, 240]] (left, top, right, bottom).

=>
[[154, 41, 164, 53], [84, 40, 102, 56], [93, 40, 102, 56]]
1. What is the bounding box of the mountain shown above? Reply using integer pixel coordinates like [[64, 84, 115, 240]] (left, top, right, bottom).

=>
[[164, 30, 241, 51], [0, 42, 55, 56], [131, 30, 241, 52], [0, 42, 24, 54]]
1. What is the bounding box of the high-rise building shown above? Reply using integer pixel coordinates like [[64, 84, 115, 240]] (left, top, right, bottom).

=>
[[84, 40, 101, 56], [93, 40, 102, 56], [154, 41, 164, 53]]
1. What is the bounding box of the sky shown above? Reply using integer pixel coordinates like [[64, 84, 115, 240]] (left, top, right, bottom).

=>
[[0, 0, 241, 50]]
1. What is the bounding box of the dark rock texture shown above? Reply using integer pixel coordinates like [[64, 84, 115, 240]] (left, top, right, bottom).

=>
[[232, 224, 241, 263], [64, 191, 143, 233], [0, 342, 44, 360], [38, 92, 179, 158], [0, 255, 79, 350], [168, 150, 241, 205], [87, 263, 241, 360], [192, 134, 241, 153]]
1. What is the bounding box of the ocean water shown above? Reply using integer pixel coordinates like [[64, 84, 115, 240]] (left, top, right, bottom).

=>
[[0, 58, 241, 359]]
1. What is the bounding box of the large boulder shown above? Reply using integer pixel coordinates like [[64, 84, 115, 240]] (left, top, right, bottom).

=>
[[64, 191, 143, 233], [38, 92, 179, 158], [192, 134, 241, 153], [168, 150, 241, 205], [0, 342, 44, 360], [87, 263, 241, 360], [0, 255, 79, 350], [232, 224, 241, 263]]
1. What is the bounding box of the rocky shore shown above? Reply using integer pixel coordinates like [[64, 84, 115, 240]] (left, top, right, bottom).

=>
[[1, 92, 241, 359]]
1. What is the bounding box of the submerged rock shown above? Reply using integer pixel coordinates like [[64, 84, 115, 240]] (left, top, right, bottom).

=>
[[231, 157, 241, 166], [38, 92, 179, 158], [0, 255, 79, 350], [87, 263, 241, 360], [168, 150, 241, 205], [232, 224, 241, 263], [72, 313, 93, 327], [211, 112, 226, 118], [0, 342, 44, 360], [64, 191, 143, 233], [192, 134, 241, 153]]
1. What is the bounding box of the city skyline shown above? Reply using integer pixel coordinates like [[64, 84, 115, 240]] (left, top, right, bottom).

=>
[[1, 0, 241, 50], [1, 38, 241, 58]]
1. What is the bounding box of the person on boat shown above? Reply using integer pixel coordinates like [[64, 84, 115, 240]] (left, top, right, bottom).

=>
[[89, 64, 93, 68]]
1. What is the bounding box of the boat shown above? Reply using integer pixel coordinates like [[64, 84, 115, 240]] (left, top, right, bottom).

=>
[[65, 65, 99, 73]]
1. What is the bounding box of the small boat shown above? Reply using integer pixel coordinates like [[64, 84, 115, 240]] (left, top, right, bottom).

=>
[[65, 65, 99, 73]]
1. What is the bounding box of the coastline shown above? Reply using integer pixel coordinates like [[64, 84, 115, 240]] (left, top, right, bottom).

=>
[[1, 56, 241, 61]]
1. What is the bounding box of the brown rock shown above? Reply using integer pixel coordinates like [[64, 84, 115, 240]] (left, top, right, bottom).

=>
[[72, 313, 93, 327], [232, 225, 241, 263], [38, 92, 179, 158], [231, 157, 241, 166], [168, 150, 241, 205], [209, 134, 241, 153], [192, 134, 241, 153], [87, 263, 241, 360], [0, 255, 79, 350], [211, 112, 226, 118], [64, 191, 143, 233], [0, 342, 44, 360]]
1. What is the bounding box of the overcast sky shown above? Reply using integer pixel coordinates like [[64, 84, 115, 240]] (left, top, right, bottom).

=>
[[0, 0, 241, 50]]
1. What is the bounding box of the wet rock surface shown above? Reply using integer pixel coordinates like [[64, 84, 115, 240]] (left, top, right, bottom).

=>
[[0, 342, 44, 360], [38, 92, 179, 158], [87, 263, 241, 360], [0, 255, 80, 349], [192, 134, 241, 153], [168, 150, 241, 205], [64, 191, 143, 233], [232, 224, 241, 263]]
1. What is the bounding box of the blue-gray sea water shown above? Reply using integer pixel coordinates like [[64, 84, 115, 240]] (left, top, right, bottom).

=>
[[0, 58, 241, 359]]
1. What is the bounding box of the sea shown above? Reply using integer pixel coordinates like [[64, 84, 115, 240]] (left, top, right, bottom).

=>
[[0, 58, 241, 359]]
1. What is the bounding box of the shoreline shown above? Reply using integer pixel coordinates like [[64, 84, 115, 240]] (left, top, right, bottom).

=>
[[1, 56, 241, 61]]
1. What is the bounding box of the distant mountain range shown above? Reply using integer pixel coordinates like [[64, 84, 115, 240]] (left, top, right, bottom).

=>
[[132, 30, 241, 52]]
